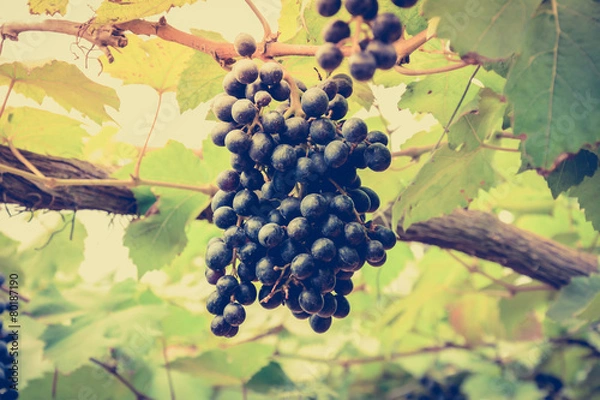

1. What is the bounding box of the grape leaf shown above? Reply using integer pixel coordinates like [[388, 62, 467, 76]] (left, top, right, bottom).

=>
[[246, 362, 296, 394], [17, 316, 54, 389], [422, 0, 541, 60], [83, 125, 138, 166], [177, 52, 228, 112], [504, 0, 600, 170], [463, 373, 543, 400], [398, 65, 503, 124], [278, 0, 331, 45], [0, 106, 88, 157], [21, 367, 136, 399], [94, 0, 203, 24], [123, 141, 211, 276], [169, 343, 275, 385], [0, 61, 119, 124], [102, 35, 194, 93], [570, 172, 600, 232], [546, 150, 599, 198], [448, 294, 504, 345], [547, 275, 600, 323], [28, 0, 68, 15]]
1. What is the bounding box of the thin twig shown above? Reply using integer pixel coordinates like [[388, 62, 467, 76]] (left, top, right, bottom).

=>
[[395, 60, 470, 76], [5, 138, 46, 178], [161, 337, 176, 400], [52, 368, 58, 399], [244, 0, 273, 41], [0, 285, 31, 303], [282, 70, 305, 118], [0, 78, 15, 120], [219, 325, 285, 349], [89, 358, 154, 400], [391, 143, 446, 160], [133, 92, 163, 181]]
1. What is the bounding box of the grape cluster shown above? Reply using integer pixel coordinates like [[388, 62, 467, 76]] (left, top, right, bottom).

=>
[[0, 275, 18, 400], [204, 52, 396, 337], [315, 0, 417, 81]]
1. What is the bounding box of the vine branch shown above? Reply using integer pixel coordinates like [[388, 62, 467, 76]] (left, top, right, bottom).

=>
[[89, 358, 154, 400], [244, 0, 274, 41]]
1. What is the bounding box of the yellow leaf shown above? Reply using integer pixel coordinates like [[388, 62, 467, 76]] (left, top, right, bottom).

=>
[[28, 0, 68, 16]]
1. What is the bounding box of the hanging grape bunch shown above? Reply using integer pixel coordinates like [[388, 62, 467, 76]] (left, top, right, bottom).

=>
[[204, 31, 396, 337], [315, 0, 418, 81]]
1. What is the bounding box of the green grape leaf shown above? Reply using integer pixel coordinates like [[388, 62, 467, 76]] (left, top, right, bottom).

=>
[[449, 294, 504, 344], [278, 0, 331, 45], [94, 0, 203, 23], [0, 106, 88, 158], [546, 150, 599, 198], [18, 215, 87, 290], [246, 362, 295, 394], [28, 0, 68, 15], [83, 125, 138, 166], [463, 373, 543, 400], [122, 141, 211, 276], [177, 52, 228, 112], [0, 61, 119, 124], [21, 367, 136, 399], [504, 0, 600, 170], [499, 291, 550, 340], [422, 0, 541, 60], [398, 65, 504, 124], [570, 172, 600, 232], [18, 316, 54, 388], [170, 343, 275, 385], [547, 274, 600, 323], [102, 35, 194, 93]]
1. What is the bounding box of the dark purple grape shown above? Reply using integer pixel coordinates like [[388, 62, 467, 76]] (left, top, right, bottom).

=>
[[344, 222, 367, 245], [291, 253, 315, 280], [319, 80, 339, 100], [249, 132, 275, 163], [372, 13, 402, 44], [235, 281, 257, 305], [262, 111, 286, 134], [216, 170, 240, 192], [348, 189, 371, 213], [211, 190, 235, 212], [223, 225, 246, 248], [282, 117, 309, 144], [287, 217, 312, 242], [230, 152, 254, 172], [316, 43, 344, 71], [311, 238, 337, 262], [233, 189, 259, 216], [310, 266, 336, 293], [330, 194, 355, 221], [392, 0, 418, 7], [349, 51, 377, 81], [344, 0, 375, 16], [213, 206, 238, 229], [301, 193, 328, 220], [211, 122, 237, 147], [333, 294, 350, 318], [365, 143, 392, 171], [309, 118, 337, 145], [211, 315, 232, 336], [271, 144, 298, 172], [238, 241, 265, 264], [233, 59, 259, 84], [222, 71, 246, 98], [338, 246, 361, 271], [296, 157, 317, 184], [223, 302, 246, 326], [205, 268, 225, 285], [254, 90, 272, 107], [328, 94, 349, 120], [234, 33, 257, 57], [360, 186, 380, 212], [369, 225, 397, 249], [269, 81, 292, 102], [319, 214, 344, 239], [367, 130, 389, 145], [323, 20, 351, 43], [259, 62, 284, 85], [316, 0, 341, 16], [317, 293, 338, 317], [216, 275, 239, 296], [206, 241, 233, 270], [231, 99, 258, 125], [207, 290, 229, 315], [258, 285, 284, 309], [334, 277, 354, 295], [299, 288, 324, 314], [258, 223, 286, 248], [366, 40, 398, 69], [279, 197, 302, 221], [225, 129, 251, 154], [310, 314, 332, 333], [212, 95, 237, 122], [301, 88, 330, 118], [240, 169, 265, 190], [332, 74, 353, 98], [365, 240, 385, 264], [324, 140, 350, 168]]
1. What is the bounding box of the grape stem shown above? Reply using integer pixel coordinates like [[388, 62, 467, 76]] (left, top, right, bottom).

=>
[[89, 357, 155, 400], [327, 178, 363, 223], [132, 92, 163, 182], [394, 59, 471, 76], [244, 0, 275, 42], [282, 70, 305, 118]]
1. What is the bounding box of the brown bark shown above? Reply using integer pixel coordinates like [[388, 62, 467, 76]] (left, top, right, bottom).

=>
[[0, 145, 596, 288]]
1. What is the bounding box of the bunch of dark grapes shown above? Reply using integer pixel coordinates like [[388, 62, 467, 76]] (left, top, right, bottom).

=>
[[315, 0, 417, 81], [0, 274, 18, 400], [204, 40, 396, 337], [405, 376, 467, 400]]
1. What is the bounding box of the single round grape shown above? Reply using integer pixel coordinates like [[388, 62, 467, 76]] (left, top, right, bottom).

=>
[[301, 193, 328, 220], [225, 129, 251, 154], [296, 157, 317, 184], [311, 237, 337, 262], [310, 266, 336, 293], [258, 285, 284, 309], [262, 111, 286, 134], [268, 81, 292, 102], [309, 314, 332, 333], [216, 275, 239, 296], [231, 99, 258, 125], [317, 292, 338, 317], [240, 169, 265, 191], [316, 0, 341, 16], [310, 152, 328, 175], [367, 130, 389, 145], [224, 325, 239, 338], [344, 0, 375, 16], [348, 142, 368, 169], [338, 246, 361, 271], [278, 239, 304, 264], [223, 302, 246, 326], [230, 152, 254, 172], [316, 43, 344, 71], [360, 186, 380, 212], [267, 208, 286, 225], [206, 241, 233, 270], [216, 169, 240, 192], [271, 144, 298, 172], [259, 62, 284, 85], [328, 94, 349, 120], [254, 90, 272, 107], [233, 59, 259, 84], [292, 310, 311, 319], [249, 132, 275, 163], [349, 51, 377, 81], [365, 240, 386, 263], [258, 223, 286, 248], [213, 206, 238, 229], [334, 277, 354, 295], [211, 189, 235, 212], [235, 281, 257, 305], [282, 117, 309, 144], [392, 0, 418, 7], [369, 251, 387, 267], [363, 0, 378, 19], [365, 142, 392, 171], [206, 290, 229, 315], [332, 74, 353, 97], [233, 189, 259, 216], [369, 225, 397, 249], [344, 221, 367, 245], [279, 197, 302, 221], [329, 194, 355, 221], [301, 87, 330, 118], [222, 71, 246, 98], [238, 241, 265, 264], [336, 270, 354, 280], [291, 253, 315, 280], [366, 40, 398, 70], [212, 94, 238, 122], [320, 214, 344, 238], [299, 288, 324, 314], [324, 140, 350, 168], [319, 79, 339, 100], [333, 294, 350, 318], [210, 315, 233, 336], [234, 33, 257, 57], [309, 118, 337, 145], [223, 225, 246, 248], [205, 268, 225, 285], [245, 80, 268, 101], [287, 217, 312, 242], [348, 189, 371, 213], [372, 13, 403, 44], [342, 118, 368, 143], [323, 20, 351, 43]]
